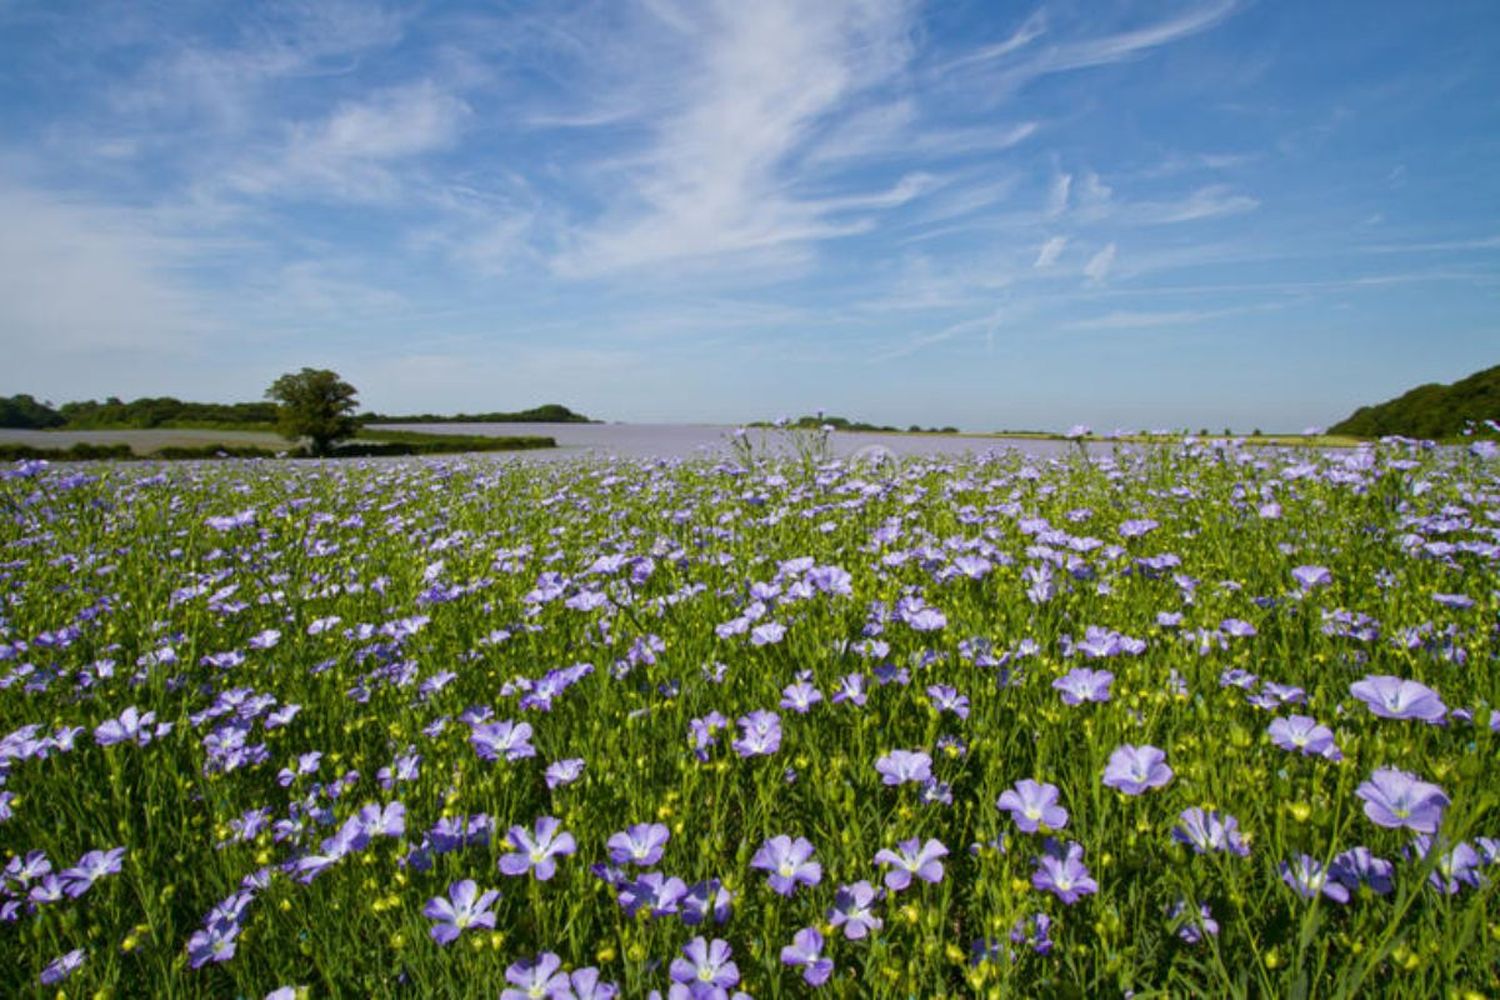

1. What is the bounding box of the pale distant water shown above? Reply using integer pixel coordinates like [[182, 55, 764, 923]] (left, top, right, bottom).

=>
[[0, 423, 1128, 462], [378, 422, 1100, 461]]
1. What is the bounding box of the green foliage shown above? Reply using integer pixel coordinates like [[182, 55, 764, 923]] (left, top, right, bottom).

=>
[[265, 369, 361, 456], [0, 441, 132, 461], [361, 403, 594, 424], [0, 434, 555, 464], [331, 435, 555, 456], [57, 397, 279, 429], [752, 414, 960, 434], [1330, 364, 1500, 439], [0, 394, 65, 428]]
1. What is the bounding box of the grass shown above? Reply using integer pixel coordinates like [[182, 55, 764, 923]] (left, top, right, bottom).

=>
[[0, 439, 1495, 997]]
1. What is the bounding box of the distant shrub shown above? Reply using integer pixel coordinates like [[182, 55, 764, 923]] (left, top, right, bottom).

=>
[[0, 443, 133, 462]]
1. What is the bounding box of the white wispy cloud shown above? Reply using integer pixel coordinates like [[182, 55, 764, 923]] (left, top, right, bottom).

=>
[[938, 9, 1049, 73], [936, 0, 1242, 116], [1069, 304, 1271, 330], [1361, 235, 1500, 254], [0, 179, 212, 355], [868, 311, 1001, 363], [1123, 184, 1259, 224], [1046, 172, 1072, 216], [1034, 236, 1068, 268], [1038, 1, 1237, 74], [1084, 242, 1117, 283], [551, 0, 921, 276], [226, 81, 471, 202], [111, 2, 410, 131]]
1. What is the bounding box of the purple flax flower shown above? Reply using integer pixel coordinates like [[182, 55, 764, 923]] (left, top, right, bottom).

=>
[[1412, 836, 1484, 895], [429, 813, 493, 854], [1280, 855, 1349, 903], [29, 874, 66, 906], [1330, 847, 1394, 896], [1102, 744, 1173, 795], [1031, 841, 1097, 904], [1006, 911, 1054, 956], [873, 837, 948, 891], [828, 880, 882, 940], [499, 816, 576, 881], [689, 711, 728, 761], [60, 847, 125, 898], [94, 706, 169, 747], [750, 621, 787, 646], [501, 952, 571, 1000], [618, 872, 688, 917], [1172, 808, 1250, 857], [1053, 667, 1114, 706], [355, 801, 406, 840], [377, 751, 422, 790], [277, 750, 323, 787], [780, 680, 823, 714], [1167, 900, 1219, 944], [187, 924, 239, 968], [670, 937, 739, 995], [1349, 676, 1447, 724], [40, 948, 86, 985], [781, 927, 834, 986], [471, 720, 537, 762], [545, 758, 585, 789], [570, 967, 620, 1000], [608, 823, 670, 867], [423, 879, 499, 944], [6, 850, 51, 888], [875, 749, 932, 786], [751, 835, 821, 896], [1356, 768, 1449, 833], [1220, 618, 1257, 638], [997, 779, 1068, 834], [680, 879, 734, 926], [1292, 565, 1332, 590], [919, 778, 953, 806], [1261, 682, 1306, 707], [731, 710, 781, 757], [831, 673, 868, 706], [926, 684, 970, 719], [1267, 715, 1342, 761], [896, 596, 947, 632]]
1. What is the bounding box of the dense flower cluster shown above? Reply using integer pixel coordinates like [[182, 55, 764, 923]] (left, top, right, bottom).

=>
[[0, 436, 1496, 996]]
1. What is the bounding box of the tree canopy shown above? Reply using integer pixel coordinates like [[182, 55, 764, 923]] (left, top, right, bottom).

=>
[[265, 369, 360, 456], [1329, 364, 1500, 439]]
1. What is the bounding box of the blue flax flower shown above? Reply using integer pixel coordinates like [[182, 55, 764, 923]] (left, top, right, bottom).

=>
[[751, 835, 821, 896]]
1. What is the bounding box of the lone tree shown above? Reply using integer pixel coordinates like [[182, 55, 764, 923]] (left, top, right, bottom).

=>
[[265, 368, 360, 456]]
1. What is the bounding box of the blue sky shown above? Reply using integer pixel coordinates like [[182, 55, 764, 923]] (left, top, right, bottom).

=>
[[1, 0, 1496, 431]]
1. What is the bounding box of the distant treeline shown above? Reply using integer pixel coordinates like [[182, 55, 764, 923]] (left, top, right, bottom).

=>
[[0, 395, 594, 430], [0, 434, 555, 463], [360, 403, 594, 424], [1329, 364, 1500, 439], [0, 395, 278, 429], [751, 415, 959, 434]]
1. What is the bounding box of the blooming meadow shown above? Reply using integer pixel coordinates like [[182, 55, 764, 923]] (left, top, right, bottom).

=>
[[0, 438, 1497, 998]]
